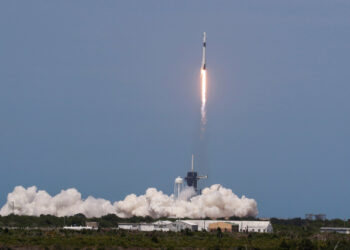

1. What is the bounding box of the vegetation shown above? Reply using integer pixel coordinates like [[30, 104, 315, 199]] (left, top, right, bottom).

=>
[[0, 214, 157, 228], [1, 215, 350, 249]]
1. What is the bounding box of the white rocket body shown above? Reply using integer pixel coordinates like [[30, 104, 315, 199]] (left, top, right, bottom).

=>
[[201, 32, 206, 70]]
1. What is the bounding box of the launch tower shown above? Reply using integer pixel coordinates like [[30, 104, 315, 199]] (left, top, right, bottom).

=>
[[185, 155, 207, 193]]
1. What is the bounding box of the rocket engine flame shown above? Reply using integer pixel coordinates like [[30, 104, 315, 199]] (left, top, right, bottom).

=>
[[201, 69, 207, 128]]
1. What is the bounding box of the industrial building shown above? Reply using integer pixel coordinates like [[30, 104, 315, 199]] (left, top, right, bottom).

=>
[[153, 220, 172, 231], [63, 225, 95, 230], [118, 221, 172, 232], [118, 223, 162, 231], [320, 227, 350, 234], [208, 222, 239, 232], [183, 220, 273, 233], [118, 220, 197, 232], [117, 220, 272, 233], [62, 221, 99, 230], [168, 220, 198, 232], [118, 223, 139, 231]]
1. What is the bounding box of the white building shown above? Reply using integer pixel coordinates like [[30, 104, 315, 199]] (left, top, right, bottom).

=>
[[321, 227, 350, 234], [118, 221, 172, 232], [183, 220, 273, 233], [63, 226, 94, 230], [117, 220, 272, 233], [118, 223, 139, 230], [153, 220, 172, 231], [139, 224, 156, 231], [168, 220, 198, 232]]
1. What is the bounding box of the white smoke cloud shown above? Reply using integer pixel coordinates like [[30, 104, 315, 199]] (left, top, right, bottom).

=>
[[0, 185, 258, 218], [177, 186, 196, 201]]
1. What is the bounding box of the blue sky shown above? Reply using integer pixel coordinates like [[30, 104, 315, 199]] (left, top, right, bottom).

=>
[[1, 1, 350, 218]]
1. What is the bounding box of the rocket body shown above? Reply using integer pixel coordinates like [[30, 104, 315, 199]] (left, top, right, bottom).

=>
[[201, 32, 206, 70], [200, 32, 207, 128]]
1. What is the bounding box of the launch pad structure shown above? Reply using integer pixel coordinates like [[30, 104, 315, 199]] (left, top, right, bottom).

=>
[[183, 33, 208, 194], [181, 33, 208, 194], [185, 155, 207, 193]]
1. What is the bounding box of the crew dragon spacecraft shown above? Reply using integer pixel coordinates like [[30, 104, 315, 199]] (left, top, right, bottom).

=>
[[201, 32, 206, 70]]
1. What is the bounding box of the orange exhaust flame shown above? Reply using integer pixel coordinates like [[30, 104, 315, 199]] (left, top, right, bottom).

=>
[[201, 69, 207, 127]]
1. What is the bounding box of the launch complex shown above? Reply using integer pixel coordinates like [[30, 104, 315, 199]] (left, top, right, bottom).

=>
[[177, 32, 208, 195]]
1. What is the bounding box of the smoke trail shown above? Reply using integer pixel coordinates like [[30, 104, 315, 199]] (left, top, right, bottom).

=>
[[200, 69, 207, 130], [0, 185, 258, 219]]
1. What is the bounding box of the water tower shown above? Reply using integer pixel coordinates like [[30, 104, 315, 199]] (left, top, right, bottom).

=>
[[174, 177, 183, 198]]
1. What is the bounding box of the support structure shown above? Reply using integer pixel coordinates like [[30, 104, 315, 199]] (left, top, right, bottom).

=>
[[185, 154, 207, 193]]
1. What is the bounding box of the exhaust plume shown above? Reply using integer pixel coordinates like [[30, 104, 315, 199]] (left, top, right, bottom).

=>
[[0, 185, 258, 219], [201, 69, 207, 129]]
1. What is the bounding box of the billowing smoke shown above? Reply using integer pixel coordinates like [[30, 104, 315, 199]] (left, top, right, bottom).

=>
[[0, 186, 115, 218], [0, 184, 258, 218]]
